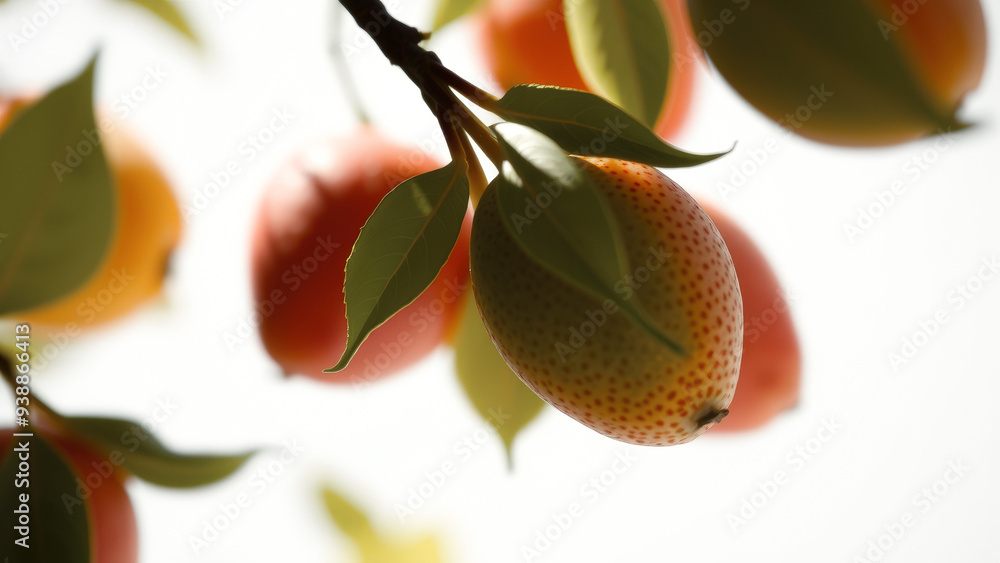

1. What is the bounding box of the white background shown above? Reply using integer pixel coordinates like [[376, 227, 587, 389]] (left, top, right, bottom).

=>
[[1, 1, 999, 562]]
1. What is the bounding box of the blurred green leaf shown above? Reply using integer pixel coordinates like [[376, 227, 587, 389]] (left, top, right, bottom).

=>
[[320, 482, 443, 563], [0, 56, 116, 317], [329, 161, 470, 373], [113, 0, 199, 45], [494, 85, 728, 167], [63, 416, 253, 488], [491, 123, 685, 356], [565, 0, 670, 128], [454, 291, 544, 465], [321, 484, 376, 544], [1, 434, 91, 562], [432, 0, 485, 30]]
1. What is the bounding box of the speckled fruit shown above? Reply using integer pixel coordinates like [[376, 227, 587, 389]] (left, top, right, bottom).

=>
[[470, 158, 742, 446]]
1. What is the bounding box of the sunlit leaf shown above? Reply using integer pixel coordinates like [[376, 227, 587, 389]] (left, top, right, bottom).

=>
[[455, 291, 545, 466], [328, 162, 470, 372], [494, 85, 728, 167], [492, 123, 684, 355], [565, 0, 670, 128]]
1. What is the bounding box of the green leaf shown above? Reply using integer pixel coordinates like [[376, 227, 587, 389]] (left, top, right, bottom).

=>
[[62, 416, 253, 488], [320, 484, 376, 543], [432, 0, 485, 30], [493, 85, 729, 167], [491, 123, 685, 356], [565, 0, 671, 128], [113, 0, 199, 45], [0, 56, 116, 317], [1, 434, 91, 562], [688, 0, 963, 143], [454, 291, 544, 466], [328, 162, 470, 372]]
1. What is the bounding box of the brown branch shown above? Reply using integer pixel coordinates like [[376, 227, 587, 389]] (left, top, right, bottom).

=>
[[337, 0, 504, 171]]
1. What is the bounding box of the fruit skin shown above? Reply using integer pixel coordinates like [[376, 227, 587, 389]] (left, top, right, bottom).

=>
[[251, 127, 471, 383], [479, 0, 699, 139], [699, 202, 801, 432], [2, 99, 182, 328], [689, 0, 986, 146], [470, 158, 742, 446], [1, 427, 138, 563]]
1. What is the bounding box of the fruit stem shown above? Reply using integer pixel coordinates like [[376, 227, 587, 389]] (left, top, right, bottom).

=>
[[430, 62, 501, 111], [329, 4, 372, 126], [695, 407, 729, 429], [440, 89, 503, 169], [436, 108, 466, 165], [338, 0, 426, 69], [458, 129, 487, 207], [337, 0, 504, 169]]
